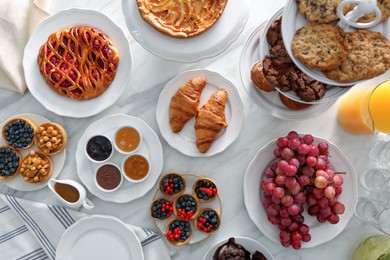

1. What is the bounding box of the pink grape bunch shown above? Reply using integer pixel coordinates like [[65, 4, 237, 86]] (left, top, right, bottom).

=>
[[260, 131, 346, 250]]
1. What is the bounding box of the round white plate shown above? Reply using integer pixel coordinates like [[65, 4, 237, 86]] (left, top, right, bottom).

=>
[[156, 69, 244, 157], [240, 21, 335, 119], [0, 114, 66, 191], [259, 7, 350, 104], [56, 215, 144, 260], [282, 1, 390, 87], [153, 173, 222, 245], [203, 236, 274, 260], [23, 8, 132, 118], [76, 114, 163, 203], [243, 135, 358, 248], [121, 0, 251, 62]]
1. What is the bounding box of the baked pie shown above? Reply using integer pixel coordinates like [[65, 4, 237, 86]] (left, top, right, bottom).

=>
[[136, 0, 229, 38], [38, 26, 119, 100]]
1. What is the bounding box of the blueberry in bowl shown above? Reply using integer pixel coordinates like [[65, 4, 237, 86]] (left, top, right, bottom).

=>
[[173, 194, 200, 221], [85, 135, 113, 163], [193, 177, 218, 202], [159, 172, 186, 198], [165, 219, 192, 246], [2, 117, 36, 150], [195, 208, 221, 234], [151, 198, 173, 220], [0, 146, 22, 180]]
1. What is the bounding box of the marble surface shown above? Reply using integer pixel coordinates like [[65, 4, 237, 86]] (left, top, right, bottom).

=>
[[0, 0, 389, 259]]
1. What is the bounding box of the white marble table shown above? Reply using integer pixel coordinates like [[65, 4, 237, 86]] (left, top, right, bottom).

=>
[[0, 0, 388, 259]]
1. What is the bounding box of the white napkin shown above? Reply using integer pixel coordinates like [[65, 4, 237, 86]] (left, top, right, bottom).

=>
[[0, 194, 171, 260], [0, 0, 50, 94]]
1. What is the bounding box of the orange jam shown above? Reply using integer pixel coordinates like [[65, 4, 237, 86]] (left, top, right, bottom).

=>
[[123, 155, 149, 181], [115, 127, 140, 152]]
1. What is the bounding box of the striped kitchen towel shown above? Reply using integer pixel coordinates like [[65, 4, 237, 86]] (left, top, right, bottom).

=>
[[0, 194, 171, 260]]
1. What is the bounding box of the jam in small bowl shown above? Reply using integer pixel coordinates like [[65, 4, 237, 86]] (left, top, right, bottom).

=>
[[121, 154, 150, 183], [94, 163, 122, 192], [85, 135, 113, 163], [113, 126, 142, 154]]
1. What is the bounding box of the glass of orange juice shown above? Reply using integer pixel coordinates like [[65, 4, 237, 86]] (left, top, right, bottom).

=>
[[337, 80, 390, 164]]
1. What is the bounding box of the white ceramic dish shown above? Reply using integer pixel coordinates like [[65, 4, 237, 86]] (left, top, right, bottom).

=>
[[121, 0, 251, 63], [23, 8, 132, 118], [153, 173, 222, 245], [94, 163, 123, 193], [76, 114, 163, 203], [240, 21, 335, 119], [156, 69, 244, 157], [259, 7, 350, 104], [282, 0, 390, 87], [121, 153, 150, 183], [56, 215, 144, 260], [202, 236, 274, 260], [244, 135, 358, 248], [0, 114, 66, 191]]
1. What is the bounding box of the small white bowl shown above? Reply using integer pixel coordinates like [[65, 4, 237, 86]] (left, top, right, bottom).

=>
[[121, 153, 150, 183], [85, 134, 113, 164], [113, 126, 142, 155], [94, 163, 122, 192]]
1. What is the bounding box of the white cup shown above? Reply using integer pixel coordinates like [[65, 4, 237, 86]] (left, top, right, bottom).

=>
[[121, 153, 150, 183], [113, 126, 142, 155], [48, 179, 94, 210], [94, 163, 123, 192], [85, 134, 113, 164]]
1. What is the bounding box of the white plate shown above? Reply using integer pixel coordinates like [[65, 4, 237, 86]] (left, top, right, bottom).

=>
[[76, 114, 163, 203], [282, 1, 390, 87], [156, 69, 244, 157], [240, 21, 336, 119], [243, 135, 358, 248], [121, 0, 251, 62], [203, 236, 274, 260], [23, 9, 132, 118], [153, 173, 222, 245], [259, 7, 350, 104], [0, 114, 66, 191], [56, 215, 144, 260]]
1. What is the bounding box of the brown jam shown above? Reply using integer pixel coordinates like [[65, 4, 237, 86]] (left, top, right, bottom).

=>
[[96, 164, 121, 190], [123, 155, 149, 181], [115, 127, 140, 153], [54, 182, 80, 203]]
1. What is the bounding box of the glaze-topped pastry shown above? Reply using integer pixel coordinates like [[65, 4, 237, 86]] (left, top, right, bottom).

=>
[[19, 151, 53, 183], [38, 26, 119, 100], [35, 122, 67, 155], [136, 0, 229, 38]]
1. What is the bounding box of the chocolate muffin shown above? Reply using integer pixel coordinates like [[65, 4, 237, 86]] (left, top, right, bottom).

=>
[[213, 237, 251, 260]]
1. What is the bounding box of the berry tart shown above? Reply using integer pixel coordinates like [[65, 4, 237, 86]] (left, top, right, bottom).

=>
[[0, 146, 22, 180], [19, 150, 53, 183], [159, 172, 186, 198], [173, 194, 200, 221], [35, 122, 67, 155], [195, 208, 221, 234], [165, 219, 192, 246], [151, 198, 174, 220], [2, 118, 36, 150], [193, 177, 218, 202]]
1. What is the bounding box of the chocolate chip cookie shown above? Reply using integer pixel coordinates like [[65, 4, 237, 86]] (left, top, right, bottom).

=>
[[296, 0, 343, 23], [292, 23, 347, 71]]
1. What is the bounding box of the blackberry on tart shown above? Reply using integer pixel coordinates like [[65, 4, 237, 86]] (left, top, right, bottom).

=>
[[159, 172, 186, 198], [173, 194, 200, 221], [151, 198, 173, 220], [2, 118, 36, 150], [0, 146, 22, 180]]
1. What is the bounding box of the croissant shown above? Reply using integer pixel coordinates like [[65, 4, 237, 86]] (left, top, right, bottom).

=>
[[195, 88, 228, 153], [169, 76, 207, 132]]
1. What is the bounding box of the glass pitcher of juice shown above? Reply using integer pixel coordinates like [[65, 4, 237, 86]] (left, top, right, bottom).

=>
[[337, 80, 390, 134], [353, 235, 390, 260]]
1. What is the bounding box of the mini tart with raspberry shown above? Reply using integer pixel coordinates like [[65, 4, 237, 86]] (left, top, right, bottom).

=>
[[159, 172, 186, 198], [19, 151, 53, 183], [2, 117, 36, 150], [195, 208, 221, 234], [35, 122, 67, 155], [0, 146, 22, 181], [150, 198, 174, 220], [173, 194, 200, 221], [165, 219, 192, 246], [193, 177, 218, 203]]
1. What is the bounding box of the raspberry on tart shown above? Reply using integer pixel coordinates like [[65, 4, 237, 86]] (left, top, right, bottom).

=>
[[193, 177, 218, 202], [0, 146, 22, 181], [2, 117, 36, 150], [195, 208, 221, 234], [151, 198, 174, 220], [159, 172, 186, 198], [173, 194, 200, 221], [38, 26, 119, 100], [165, 219, 192, 246]]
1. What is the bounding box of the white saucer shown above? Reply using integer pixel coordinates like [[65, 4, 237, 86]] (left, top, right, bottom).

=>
[[23, 8, 132, 118], [56, 215, 144, 260], [156, 69, 244, 157], [0, 114, 66, 191], [121, 0, 251, 62], [76, 114, 163, 203]]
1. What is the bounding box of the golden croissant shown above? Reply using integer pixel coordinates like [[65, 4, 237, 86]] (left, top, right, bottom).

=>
[[195, 88, 228, 153], [169, 76, 207, 133]]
